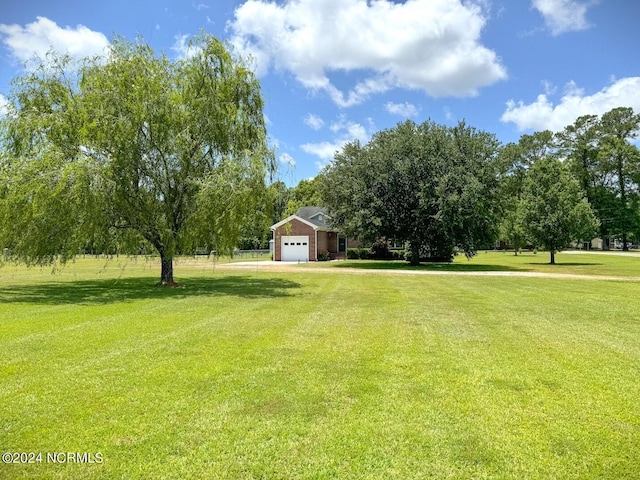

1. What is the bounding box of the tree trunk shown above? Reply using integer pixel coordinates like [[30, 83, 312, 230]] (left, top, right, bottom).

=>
[[549, 248, 555, 265], [159, 254, 177, 286], [409, 241, 420, 266], [618, 155, 629, 251]]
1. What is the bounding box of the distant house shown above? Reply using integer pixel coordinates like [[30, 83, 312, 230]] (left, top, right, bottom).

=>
[[270, 207, 357, 261], [588, 237, 628, 250]]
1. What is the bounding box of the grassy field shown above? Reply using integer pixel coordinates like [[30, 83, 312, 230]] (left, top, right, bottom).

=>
[[1, 253, 639, 479], [316, 249, 640, 277]]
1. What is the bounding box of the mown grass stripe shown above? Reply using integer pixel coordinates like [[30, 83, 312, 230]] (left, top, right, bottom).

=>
[[1, 258, 639, 479]]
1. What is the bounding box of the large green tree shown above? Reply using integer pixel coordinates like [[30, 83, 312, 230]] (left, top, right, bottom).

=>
[[519, 157, 598, 264], [557, 115, 600, 198], [0, 34, 272, 285], [598, 107, 640, 250], [284, 177, 324, 216], [557, 108, 640, 249], [556, 115, 601, 247], [496, 131, 556, 254], [320, 120, 500, 265]]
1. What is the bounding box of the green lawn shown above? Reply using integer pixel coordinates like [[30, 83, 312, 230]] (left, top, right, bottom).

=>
[[324, 250, 640, 277], [1, 256, 639, 479]]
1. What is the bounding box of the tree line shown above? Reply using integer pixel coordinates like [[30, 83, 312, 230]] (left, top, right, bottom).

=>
[[1, 34, 639, 285], [249, 107, 639, 266], [312, 107, 639, 265]]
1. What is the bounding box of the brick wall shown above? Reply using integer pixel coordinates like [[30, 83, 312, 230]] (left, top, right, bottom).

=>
[[317, 231, 328, 254], [346, 238, 362, 249], [273, 219, 316, 261]]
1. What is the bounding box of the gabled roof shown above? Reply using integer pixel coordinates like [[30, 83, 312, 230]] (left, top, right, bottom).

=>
[[296, 206, 332, 229], [270, 206, 337, 232], [270, 214, 320, 231]]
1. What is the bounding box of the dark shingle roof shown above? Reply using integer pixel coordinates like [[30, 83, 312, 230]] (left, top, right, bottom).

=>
[[295, 206, 331, 228]]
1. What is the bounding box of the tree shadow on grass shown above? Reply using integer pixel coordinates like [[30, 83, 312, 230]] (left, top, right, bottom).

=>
[[332, 261, 524, 272], [0, 275, 302, 305], [524, 262, 603, 267]]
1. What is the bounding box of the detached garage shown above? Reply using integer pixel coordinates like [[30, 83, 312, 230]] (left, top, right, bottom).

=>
[[270, 207, 348, 262]]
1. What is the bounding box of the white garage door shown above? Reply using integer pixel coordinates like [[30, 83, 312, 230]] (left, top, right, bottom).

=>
[[281, 236, 310, 262]]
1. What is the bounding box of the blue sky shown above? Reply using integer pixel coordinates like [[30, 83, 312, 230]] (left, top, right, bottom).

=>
[[1, 0, 639, 185]]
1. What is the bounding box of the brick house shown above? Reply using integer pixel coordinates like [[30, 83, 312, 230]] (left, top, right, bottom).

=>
[[270, 207, 355, 261]]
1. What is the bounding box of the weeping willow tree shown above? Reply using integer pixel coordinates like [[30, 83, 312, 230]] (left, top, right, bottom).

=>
[[0, 34, 274, 285]]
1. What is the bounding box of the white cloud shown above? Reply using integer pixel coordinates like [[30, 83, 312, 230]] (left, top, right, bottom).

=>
[[443, 106, 454, 121], [229, 0, 507, 107], [304, 113, 325, 130], [329, 116, 371, 141], [532, 0, 594, 35], [0, 16, 109, 64], [171, 34, 202, 60], [301, 142, 344, 170], [385, 101, 419, 117], [279, 152, 296, 167], [501, 77, 640, 132], [542, 80, 557, 96], [301, 115, 373, 169], [0, 93, 9, 117]]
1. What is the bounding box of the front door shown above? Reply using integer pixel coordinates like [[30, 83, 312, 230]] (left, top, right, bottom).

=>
[[338, 237, 346, 253]]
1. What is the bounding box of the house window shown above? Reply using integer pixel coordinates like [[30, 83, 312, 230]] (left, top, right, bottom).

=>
[[284, 242, 289, 246], [303, 242, 307, 246], [296, 242, 301, 245]]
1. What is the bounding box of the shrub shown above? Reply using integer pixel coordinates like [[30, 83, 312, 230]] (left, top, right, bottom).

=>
[[348, 246, 403, 260], [358, 248, 371, 259], [370, 239, 391, 259], [404, 245, 454, 263], [317, 250, 330, 261], [390, 249, 406, 260]]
